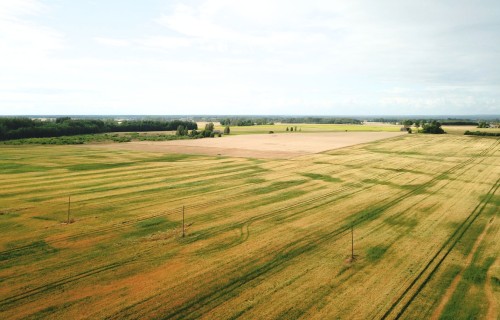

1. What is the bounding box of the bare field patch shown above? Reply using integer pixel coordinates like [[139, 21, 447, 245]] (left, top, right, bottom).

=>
[[93, 132, 405, 159]]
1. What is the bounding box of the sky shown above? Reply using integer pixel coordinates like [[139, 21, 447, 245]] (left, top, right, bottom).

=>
[[0, 0, 499, 116]]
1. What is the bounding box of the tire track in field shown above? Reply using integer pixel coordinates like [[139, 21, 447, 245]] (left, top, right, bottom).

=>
[[0, 244, 161, 311], [0, 154, 383, 259], [0, 187, 339, 310], [348, 139, 497, 228], [115, 142, 499, 319], [0, 161, 312, 258], [0, 158, 389, 274], [374, 139, 499, 319], [295, 138, 500, 319], [0, 170, 402, 311], [379, 178, 500, 320], [3, 139, 496, 315], [430, 216, 495, 320], [7, 162, 263, 205], [279, 138, 500, 319], [2, 145, 373, 213], [2, 137, 494, 263], [485, 258, 498, 320], [1, 158, 291, 217], [139, 140, 500, 319], [361, 137, 499, 244], [0, 262, 126, 310], [4, 138, 485, 316], [77, 170, 409, 318], [0, 172, 365, 261]]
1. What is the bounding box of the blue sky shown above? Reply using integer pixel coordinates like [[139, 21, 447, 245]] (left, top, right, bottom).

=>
[[0, 0, 499, 115]]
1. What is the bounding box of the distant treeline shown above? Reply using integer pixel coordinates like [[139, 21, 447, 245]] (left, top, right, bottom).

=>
[[218, 117, 362, 126], [401, 119, 478, 126], [372, 118, 399, 124], [441, 120, 478, 125], [281, 117, 362, 124], [375, 118, 483, 126], [0, 117, 198, 141], [464, 131, 500, 137], [219, 118, 273, 126]]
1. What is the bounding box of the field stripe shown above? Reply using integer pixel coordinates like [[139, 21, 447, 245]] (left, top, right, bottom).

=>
[[380, 178, 500, 319], [113, 148, 495, 318]]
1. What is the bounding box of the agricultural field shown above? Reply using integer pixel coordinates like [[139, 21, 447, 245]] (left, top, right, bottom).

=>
[[99, 132, 405, 159], [442, 125, 500, 135], [0, 133, 498, 319], [209, 122, 402, 135]]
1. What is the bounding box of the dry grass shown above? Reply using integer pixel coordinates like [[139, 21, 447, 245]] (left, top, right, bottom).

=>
[[0, 134, 498, 319]]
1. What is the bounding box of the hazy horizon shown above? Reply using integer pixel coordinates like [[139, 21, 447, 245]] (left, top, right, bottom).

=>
[[0, 114, 500, 120]]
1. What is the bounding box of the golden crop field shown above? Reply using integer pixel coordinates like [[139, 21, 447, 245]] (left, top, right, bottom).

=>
[[0, 134, 498, 319], [210, 122, 402, 134]]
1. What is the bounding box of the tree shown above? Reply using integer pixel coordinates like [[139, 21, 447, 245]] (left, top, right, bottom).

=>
[[422, 121, 445, 134], [205, 122, 214, 131], [290, 127, 294, 132], [402, 119, 414, 127], [220, 118, 231, 126], [55, 117, 71, 124], [414, 121, 420, 133], [0, 124, 7, 139], [224, 126, 230, 135], [176, 125, 185, 136], [286, 127, 289, 131], [478, 121, 490, 128]]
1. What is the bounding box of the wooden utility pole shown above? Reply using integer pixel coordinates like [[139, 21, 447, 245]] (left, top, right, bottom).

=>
[[182, 205, 185, 237], [67, 195, 71, 224], [351, 225, 354, 260]]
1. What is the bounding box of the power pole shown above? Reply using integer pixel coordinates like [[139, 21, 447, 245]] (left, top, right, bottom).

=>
[[67, 195, 71, 224], [351, 225, 354, 259], [182, 205, 185, 237]]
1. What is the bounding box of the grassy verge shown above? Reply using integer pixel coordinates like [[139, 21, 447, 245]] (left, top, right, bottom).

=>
[[0, 132, 200, 145]]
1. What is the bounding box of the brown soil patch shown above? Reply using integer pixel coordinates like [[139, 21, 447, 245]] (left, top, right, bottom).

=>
[[93, 132, 404, 159]]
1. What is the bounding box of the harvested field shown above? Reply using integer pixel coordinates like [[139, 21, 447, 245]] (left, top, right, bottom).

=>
[[96, 131, 405, 159], [0, 134, 498, 319], [206, 122, 402, 135]]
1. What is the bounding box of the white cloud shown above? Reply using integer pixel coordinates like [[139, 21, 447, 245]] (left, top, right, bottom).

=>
[[0, 0, 499, 115], [0, 0, 45, 18], [0, 0, 63, 71], [94, 37, 131, 47], [136, 36, 193, 50]]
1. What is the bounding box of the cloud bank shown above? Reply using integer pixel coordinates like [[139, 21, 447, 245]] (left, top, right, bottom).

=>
[[0, 0, 499, 115]]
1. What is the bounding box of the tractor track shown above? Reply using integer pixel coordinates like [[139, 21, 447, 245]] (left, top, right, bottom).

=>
[[0, 170, 402, 310], [2, 138, 496, 317], [0, 157, 395, 260], [114, 141, 499, 319], [377, 141, 499, 319], [379, 178, 499, 320]]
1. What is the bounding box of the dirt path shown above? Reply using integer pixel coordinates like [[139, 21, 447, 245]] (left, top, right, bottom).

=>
[[430, 217, 495, 320]]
